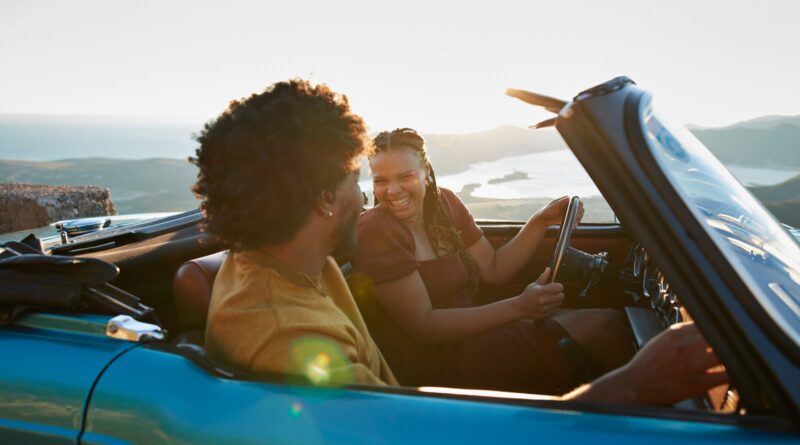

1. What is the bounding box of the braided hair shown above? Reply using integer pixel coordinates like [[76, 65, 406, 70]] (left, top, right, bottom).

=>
[[371, 128, 480, 294]]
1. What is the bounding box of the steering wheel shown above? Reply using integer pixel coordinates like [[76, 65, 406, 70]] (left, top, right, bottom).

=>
[[548, 196, 581, 283]]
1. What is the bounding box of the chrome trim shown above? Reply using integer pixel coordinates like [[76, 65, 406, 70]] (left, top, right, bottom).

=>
[[105, 315, 165, 342]]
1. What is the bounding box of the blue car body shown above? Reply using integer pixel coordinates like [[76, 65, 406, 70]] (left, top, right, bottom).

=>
[[2, 78, 799, 444], [4, 313, 797, 444]]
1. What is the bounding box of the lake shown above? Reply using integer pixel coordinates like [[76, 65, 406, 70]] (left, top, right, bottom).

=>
[[361, 149, 799, 199], [725, 165, 799, 187]]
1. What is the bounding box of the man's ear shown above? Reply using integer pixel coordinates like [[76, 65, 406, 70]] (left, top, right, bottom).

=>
[[316, 189, 336, 218]]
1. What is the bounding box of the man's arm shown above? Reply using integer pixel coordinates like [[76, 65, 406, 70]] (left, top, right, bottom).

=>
[[250, 330, 389, 386], [564, 322, 729, 405]]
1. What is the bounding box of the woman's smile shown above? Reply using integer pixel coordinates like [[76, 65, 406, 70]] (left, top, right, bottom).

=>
[[369, 147, 428, 222], [387, 195, 412, 209]]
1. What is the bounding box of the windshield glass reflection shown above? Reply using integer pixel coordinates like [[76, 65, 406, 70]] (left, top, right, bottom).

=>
[[641, 100, 800, 347]]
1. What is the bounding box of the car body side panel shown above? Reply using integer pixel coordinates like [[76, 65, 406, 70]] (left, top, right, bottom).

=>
[[83, 347, 798, 444], [0, 313, 132, 444]]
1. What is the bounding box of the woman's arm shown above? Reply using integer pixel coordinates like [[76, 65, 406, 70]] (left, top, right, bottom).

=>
[[373, 269, 564, 345], [468, 196, 583, 285]]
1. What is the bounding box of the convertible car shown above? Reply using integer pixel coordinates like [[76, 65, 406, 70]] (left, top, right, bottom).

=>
[[2, 77, 799, 444]]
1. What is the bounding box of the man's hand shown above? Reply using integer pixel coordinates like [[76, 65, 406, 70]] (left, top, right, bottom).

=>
[[570, 322, 729, 405]]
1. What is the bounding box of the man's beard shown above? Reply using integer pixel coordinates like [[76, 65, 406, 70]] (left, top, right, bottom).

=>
[[332, 206, 359, 259]]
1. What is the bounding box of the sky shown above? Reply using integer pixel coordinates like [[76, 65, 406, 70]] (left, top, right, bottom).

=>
[[1, 0, 799, 133]]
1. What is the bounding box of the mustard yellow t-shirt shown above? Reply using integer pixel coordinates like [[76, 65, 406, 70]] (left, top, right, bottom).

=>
[[205, 250, 397, 386]]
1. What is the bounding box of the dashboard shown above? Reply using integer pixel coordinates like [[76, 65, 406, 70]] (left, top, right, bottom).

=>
[[621, 243, 690, 351], [630, 243, 687, 328], [623, 242, 738, 413]]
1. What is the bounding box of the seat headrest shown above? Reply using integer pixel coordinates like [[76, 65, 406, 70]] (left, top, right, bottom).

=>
[[173, 251, 227, 332]]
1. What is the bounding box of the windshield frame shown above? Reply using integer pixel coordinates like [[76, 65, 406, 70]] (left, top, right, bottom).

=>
[[627, 92, 800, 360]]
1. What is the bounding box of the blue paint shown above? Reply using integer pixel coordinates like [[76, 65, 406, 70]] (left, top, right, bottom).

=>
[[84, 347, 799, 445], [0, 312, 129, 443]]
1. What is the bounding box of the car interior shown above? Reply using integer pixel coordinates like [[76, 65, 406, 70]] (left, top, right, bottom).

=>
[[47, 201, 739, 417]]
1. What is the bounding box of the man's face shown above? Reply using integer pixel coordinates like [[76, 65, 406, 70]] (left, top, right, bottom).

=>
[[331, 170, 364, 259]]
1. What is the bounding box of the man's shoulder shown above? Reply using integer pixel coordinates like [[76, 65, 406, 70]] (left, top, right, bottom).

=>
[[213, 251, 278, 298]]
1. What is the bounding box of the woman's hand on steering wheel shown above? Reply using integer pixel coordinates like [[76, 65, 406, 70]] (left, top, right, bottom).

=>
[[533, 196, 585, 228], [515, 267, 565, 320]]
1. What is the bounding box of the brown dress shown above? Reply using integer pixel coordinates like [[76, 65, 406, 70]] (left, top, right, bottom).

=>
[[352, 188, 576, 394]]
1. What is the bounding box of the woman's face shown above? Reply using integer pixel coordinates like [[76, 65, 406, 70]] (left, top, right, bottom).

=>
[[369, 147, 428, 222]]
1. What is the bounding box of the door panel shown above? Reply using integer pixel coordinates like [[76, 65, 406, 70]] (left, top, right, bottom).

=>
[[0, 313, 130, 444], [82, 346, 795, 444]]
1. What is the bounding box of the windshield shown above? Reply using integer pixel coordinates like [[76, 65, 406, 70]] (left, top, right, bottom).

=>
[[641, 98, 800, 347], [0, 211, 192, 251]]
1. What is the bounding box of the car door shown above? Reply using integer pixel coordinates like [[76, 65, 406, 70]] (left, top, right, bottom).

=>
[[0, 312, 135, 444], [81, 343, 798, 445]]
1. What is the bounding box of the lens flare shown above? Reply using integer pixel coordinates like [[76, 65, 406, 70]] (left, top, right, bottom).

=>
[[306, 352, 332, 385], [289, 402, 303, 417], [289, 336, 354, 386]]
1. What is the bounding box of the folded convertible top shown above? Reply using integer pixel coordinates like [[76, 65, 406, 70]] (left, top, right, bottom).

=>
[[0, 236, 158, 325]]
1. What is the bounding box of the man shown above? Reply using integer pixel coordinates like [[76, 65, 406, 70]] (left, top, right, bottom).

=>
[[193, 79, 727, 404], [194, 79, 395, 385]]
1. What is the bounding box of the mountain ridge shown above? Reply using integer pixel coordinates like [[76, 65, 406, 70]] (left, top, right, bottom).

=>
[[3, 113, 799, 168], [1, 114, 798, 223]]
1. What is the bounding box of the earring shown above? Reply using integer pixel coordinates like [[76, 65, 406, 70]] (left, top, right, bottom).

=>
[[326, 211, 334, 218]]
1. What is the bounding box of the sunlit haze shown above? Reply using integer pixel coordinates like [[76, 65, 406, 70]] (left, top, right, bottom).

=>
[[1, 0, 798, 133]]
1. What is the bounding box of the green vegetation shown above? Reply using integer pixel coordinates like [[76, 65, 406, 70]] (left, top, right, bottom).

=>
[[458, 184, 615, 223], [750, 174, 800, 202], [750, 174, 800, 227], [0, 158, 198, 214]]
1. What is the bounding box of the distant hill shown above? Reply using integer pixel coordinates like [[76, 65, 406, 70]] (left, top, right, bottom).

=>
[[0, 114, 798, 225], [2, 112, 798, 171], [692, 123, 800, 169], [0, 113, 200, 160], [423, 117, 800, 173], [717, 115, 800, 130], [0, 114, 566, 173], [749, 174, 800, 227], [424, 126, 566, 174], [758, 200, 800, 228], [683, 116, 800, 225], [0, 158, 198, 214], [750, 174, 800, 202], [0, 123, 569, 217]]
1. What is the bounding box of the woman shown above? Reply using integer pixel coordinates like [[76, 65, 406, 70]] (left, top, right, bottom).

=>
[[351, 128, 633, 393]]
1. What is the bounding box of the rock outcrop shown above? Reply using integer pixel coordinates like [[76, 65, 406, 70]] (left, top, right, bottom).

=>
[[0, 183, 117, 234]]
